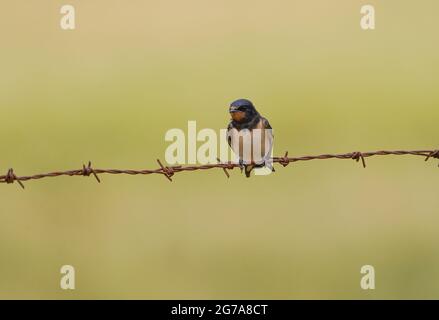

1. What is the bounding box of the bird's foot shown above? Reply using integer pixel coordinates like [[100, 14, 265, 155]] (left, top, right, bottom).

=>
[[238, 159, 245, 173]]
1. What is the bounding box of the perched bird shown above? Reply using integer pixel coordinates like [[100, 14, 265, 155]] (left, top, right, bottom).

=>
[[227, 99, 274, 177]]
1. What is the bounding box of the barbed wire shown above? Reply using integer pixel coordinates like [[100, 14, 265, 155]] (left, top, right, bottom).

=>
[[1, 149, 438, 189]]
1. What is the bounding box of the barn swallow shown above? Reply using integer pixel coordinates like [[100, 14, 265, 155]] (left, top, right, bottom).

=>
[[227, 99, 274, 177]]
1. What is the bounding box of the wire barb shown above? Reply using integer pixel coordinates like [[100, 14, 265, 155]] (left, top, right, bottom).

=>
[[82, 161, 101, 183], [351, 152, 366, 168], [4, 168, 25, 189], [157, 159, 174, 182], [425, 150, 439, 167], [217, 158, 232, 178], [279, 151, 290, 167]]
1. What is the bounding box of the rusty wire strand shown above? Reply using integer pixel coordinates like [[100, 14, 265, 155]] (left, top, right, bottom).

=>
[[1, 149, 438, 189]]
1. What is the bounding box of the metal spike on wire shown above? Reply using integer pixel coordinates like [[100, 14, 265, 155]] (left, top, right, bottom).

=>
[[1, 149, 439, 189]]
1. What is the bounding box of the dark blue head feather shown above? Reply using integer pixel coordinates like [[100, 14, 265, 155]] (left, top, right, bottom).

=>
[[230, 99, 254, 108]]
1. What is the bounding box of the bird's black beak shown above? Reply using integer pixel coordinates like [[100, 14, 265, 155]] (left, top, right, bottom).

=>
[[229, 106, 239, 113]]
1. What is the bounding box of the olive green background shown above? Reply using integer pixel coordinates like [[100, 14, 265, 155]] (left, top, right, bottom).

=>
[[1, 0, 439, 299]]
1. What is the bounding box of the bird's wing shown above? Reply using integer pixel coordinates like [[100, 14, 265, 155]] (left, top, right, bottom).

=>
[[227, 121, 233, 149], [261, 117, 274, 161], [262, 117, 272, 130], [227, 122, 243, 161]]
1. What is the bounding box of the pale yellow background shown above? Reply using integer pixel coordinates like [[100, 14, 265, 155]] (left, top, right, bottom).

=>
[[1, 1, 438, 299]]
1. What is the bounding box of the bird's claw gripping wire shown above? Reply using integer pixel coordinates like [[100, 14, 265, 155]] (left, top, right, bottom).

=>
[[238, 159, 245, 173], [351, 152, 366, 168]]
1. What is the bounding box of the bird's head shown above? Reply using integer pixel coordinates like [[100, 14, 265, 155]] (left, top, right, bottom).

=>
[[229, 99, 258, 123]]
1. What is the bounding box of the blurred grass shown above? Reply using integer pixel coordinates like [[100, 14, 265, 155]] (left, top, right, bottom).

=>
[[1, 0, 439, 299]]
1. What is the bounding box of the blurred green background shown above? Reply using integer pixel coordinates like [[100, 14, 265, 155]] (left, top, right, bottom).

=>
[[1, 0, 439, 299]]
